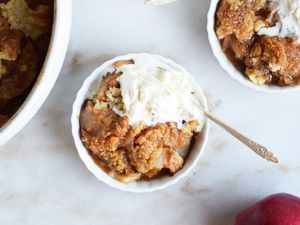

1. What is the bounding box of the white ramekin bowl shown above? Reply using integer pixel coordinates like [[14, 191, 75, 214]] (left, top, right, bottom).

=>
[[0, 0, 72, 146], [207, 0, 300, 93], [71, 54, 209, 193]]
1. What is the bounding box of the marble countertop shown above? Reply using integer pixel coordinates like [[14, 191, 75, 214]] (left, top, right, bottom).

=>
[[1, 0, 300, 224]]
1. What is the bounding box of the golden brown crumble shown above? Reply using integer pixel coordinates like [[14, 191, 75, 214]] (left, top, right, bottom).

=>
[[216, 0, 266, 41], [245, 37, 300, 85], [0, 0, 51, 40], [80, 68, 200, 183]]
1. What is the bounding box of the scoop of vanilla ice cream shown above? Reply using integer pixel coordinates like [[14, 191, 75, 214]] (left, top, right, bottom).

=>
[[114, 57, 204, 131], [258, 0, 300, 41]]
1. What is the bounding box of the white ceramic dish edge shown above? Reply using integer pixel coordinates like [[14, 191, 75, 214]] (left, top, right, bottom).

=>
[[207, 0, 300, 94], [71, 53, 209, 193], [0, 0, 72, 146]]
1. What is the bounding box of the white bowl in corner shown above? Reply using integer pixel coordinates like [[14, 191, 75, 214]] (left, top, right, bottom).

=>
[[207, 0, 300, 93], [0, 0, 72, 146], [71, 54, 209, 193]]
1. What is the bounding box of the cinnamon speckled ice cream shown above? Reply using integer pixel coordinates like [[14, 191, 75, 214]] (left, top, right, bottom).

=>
[[79, 57, 204, 183], [115, 57, 204, 131]]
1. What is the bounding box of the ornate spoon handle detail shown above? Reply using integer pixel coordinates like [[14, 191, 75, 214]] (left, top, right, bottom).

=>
[[200, 108, 279, 163]]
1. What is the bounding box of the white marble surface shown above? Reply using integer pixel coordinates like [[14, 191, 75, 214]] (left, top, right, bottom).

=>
[[1, 0, 300, 224]]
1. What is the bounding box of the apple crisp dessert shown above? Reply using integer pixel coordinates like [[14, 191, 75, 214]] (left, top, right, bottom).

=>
[[80, 59, 203, 183], [0, 0, 53, 127], [215, 0, 300, 86]]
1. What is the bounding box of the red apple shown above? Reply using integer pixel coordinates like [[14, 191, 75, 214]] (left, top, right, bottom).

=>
[[234, 193, 300, 225]]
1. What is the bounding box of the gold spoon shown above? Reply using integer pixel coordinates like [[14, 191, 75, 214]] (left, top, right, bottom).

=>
[[200, 107, 279, 163]]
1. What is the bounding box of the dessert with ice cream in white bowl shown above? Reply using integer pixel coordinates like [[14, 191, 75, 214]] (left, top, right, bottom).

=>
[[71, 54, 209, 192], [209, 0, 300, 90]]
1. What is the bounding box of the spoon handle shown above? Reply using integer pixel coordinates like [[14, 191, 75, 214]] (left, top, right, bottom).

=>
[[201, 108, 279, 163]]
